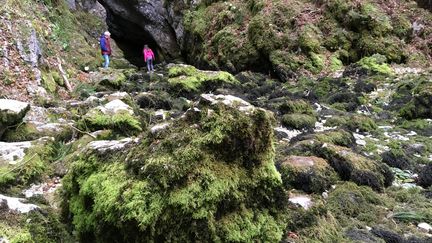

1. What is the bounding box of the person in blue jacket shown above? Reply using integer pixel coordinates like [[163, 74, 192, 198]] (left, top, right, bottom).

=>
[[100, 31, 112, 68]]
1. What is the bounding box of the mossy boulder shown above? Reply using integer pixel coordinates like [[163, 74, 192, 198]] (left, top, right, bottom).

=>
[[292, 129, 356, 148], [327, 182, 390, 224], [381, 149, 413, 170], [78, 100, 142, 136], [356, 54, 393, 75], [399, 80, 432, 120], [0, 138, 54, 190], [279, 99, 314, 115], [0, 99, 30, 138], [282, 114, 317, 130], [167, 64, 239, 94], [62, 102, 290, 242], [418, 164, 432, 188], [278, 156, 338, 193], [0, 206, 72, 243], [96, 69, 131, 90], [325, 115, 377, 133], [2, 122, 73, 142], [316, 143, 393, 191]]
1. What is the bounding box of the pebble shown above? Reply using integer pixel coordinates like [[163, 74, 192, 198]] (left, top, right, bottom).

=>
[[418, 223, 432, 233]]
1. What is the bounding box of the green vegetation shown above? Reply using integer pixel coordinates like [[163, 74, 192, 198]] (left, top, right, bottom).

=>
[[0, 141, 54, 190], [279, 156, 338, 193], [325, 115, 377, 133], [282, 114, 317, 130], [168, 64, 239, 93], [357, 54, 393, 75], [78, 110, 142, 136], [62, 104, 292, 242], [182, 0, 429, 78]]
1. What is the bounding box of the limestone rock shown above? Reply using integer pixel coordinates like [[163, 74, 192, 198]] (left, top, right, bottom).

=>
[[0, 194, 39, 213], [199, 94, 255, 113], [87, 138, 139, 153], [288, 194, 313, 210], [0, 99, 30, 137], [279, 156, 338, 193], [0, 137, 52, 165]]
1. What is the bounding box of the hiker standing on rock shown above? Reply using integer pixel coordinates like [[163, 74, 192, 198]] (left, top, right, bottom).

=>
[[143, 44, 155, 72], [100, 31, 112, 69]]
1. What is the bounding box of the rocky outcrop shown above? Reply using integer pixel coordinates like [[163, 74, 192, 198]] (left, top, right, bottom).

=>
[[0, 99, 30, 138], [98, 0, 184, 61]]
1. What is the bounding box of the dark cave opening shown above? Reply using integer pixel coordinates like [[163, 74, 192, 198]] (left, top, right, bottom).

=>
[[104, 7, 163, 68]]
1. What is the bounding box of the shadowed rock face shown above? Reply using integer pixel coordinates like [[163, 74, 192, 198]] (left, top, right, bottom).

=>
[[416, 0, 432, 10], [98, 0, 184, 64]]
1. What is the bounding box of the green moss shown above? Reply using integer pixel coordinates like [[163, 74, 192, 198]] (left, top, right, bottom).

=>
[[327, 182, 389, 224], [305, 53, 325, 74], [279, 99, 314, 115], [314, 130, 355, 147], [2, 123, 72, 142], [167, 64, 239, 93], [248, 15, 281, 54], [399, 80, 432, 120], [282, 114, 316, 130], [360, 3, 392, 36], [78, 110, 142, 136], [357, 54, 393, 75], [330, 54, 344, 71], [0, 141, 54, 190], [270, 50, 303, 74], [325, 115, 377, 133], [209, 26, 260, 71], [99, 72, 127, 89], [279, 156, 338, 193], [62, 104, 290, 242], [315, 144, 392, 191], [299, 25, 322, 53]]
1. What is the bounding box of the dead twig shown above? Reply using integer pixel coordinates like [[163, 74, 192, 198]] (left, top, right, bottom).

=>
[[57, 57, 72, 92], [68, 124, 96, 138]]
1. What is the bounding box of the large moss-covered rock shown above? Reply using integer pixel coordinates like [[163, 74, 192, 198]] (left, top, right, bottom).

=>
[[399, 80, 432, 120], [282, 114, 317, 130], [0, 198, 72, 243], [78, 99, 143, 135], [167, 64, 239, 94], [62, 102, 290, 242], [0, 137, 54, 190], [316, 143, 393, 191], [278, 156, 338, 193], [327, 182, 390, 224], [0, 99, 30, 139]]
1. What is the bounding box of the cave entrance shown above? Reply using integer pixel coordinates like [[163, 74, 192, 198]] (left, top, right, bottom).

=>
[[105, 8, 162, 68]]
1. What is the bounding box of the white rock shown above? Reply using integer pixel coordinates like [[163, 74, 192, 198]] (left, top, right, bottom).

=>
[[104, 99, 133, 115], [154, 109, 167, 120], [378, 126, 393, 131], [87, 138, 138, 153], [0, 194, 39, 213], [289, 195, 313, 210], [274, 126, 302, 142], [151, 123, 170, 134], [0, 99, 29, 114], [0, 141, 32, 165], [104, 91, 130, 102], [406, 131, 417, 136], [418, 223, 432, 233], [200, 94, 255, 112], [356, 139, 367, 146]]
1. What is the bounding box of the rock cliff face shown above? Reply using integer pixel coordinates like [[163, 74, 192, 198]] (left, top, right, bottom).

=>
[[97, 0, 185, 63]]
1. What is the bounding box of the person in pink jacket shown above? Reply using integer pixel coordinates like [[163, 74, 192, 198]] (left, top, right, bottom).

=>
[[143, 45, 155, 72]]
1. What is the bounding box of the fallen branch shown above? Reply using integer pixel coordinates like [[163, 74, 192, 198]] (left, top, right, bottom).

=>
[[68, 124, 96, 139], [57, 57, 72, 92], [0, 154, 37, 178]]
